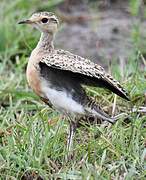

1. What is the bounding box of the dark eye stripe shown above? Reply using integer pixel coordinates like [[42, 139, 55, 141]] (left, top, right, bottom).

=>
[[41, 18, 48, 23]]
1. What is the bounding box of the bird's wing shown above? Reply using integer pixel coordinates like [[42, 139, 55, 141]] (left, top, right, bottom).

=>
[[40, 49, 130, 100]]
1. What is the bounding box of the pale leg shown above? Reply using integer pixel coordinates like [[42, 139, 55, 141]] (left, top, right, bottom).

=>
[[67, 121, 76, 152], [65, 120, 77, 161]]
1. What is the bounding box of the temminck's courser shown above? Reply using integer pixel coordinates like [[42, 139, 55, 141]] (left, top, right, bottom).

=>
[[18, 12, 130, 153]]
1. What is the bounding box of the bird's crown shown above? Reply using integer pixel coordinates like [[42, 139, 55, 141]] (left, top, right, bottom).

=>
[[30, 11, 59, 24]]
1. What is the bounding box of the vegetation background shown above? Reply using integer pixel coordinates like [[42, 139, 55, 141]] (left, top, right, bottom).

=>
[[0, 0, 145, 179]]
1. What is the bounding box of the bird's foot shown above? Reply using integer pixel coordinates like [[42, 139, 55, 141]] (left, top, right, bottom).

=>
[[48, 118, 58, 126], [65, 150, 74, 162], [109, 113, 128, 124], [48, 115, 66, 126]]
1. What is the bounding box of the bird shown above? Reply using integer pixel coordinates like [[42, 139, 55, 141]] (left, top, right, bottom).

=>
[[18, 12, 130, 153]]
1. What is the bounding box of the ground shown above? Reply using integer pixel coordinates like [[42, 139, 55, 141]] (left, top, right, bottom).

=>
[[0, 0, 145, 179]]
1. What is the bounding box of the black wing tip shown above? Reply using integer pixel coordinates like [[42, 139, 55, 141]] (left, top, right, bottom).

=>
[[122, 92, 131, 101], [113, 87, 130, 101], [125, 95, 131, 101]]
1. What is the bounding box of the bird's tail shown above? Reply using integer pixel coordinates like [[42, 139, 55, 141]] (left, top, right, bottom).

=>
[[84, 98, 126, 124]]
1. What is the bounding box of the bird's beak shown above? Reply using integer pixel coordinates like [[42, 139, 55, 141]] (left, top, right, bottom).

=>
[[18, 19, 33, 24]]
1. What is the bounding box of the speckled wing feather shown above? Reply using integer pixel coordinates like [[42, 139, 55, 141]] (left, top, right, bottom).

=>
[[41, 49, 130, 100]]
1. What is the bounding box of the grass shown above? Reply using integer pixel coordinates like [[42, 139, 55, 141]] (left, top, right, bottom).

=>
[[0, 0, 146, 179]]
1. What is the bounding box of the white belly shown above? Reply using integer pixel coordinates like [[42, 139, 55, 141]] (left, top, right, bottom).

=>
[[41, 80, 84, 115]]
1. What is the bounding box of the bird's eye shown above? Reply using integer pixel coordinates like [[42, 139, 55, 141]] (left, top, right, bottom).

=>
[[41, 18, 48, 23]]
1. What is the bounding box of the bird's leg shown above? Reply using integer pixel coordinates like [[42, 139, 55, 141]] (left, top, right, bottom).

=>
[[67, 121, 76, 152], [65, 117, 78, 161], [48, 114, 65, 126], [48, 118, 58, 126]]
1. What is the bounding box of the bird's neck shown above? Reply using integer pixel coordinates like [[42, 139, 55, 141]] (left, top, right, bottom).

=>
[[36, 32, 54, 52]]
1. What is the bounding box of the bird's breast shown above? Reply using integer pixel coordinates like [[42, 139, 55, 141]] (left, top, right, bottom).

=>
[[26, 49, 47, 97], [26, 60, 43, 97]]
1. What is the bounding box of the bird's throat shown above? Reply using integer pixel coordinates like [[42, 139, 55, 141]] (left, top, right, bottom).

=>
[[36, 32, 54, 52]]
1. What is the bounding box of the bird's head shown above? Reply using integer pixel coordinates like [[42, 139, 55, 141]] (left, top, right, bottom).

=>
[[18, 12, 59, 34]]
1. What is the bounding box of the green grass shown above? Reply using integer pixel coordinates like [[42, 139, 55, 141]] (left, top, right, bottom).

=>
[[0, 0, 146, 179]]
